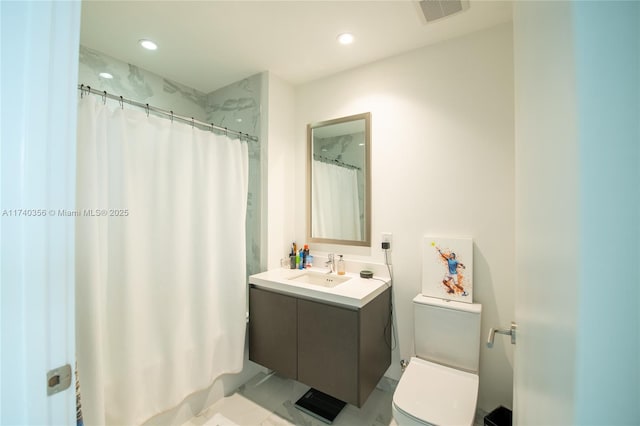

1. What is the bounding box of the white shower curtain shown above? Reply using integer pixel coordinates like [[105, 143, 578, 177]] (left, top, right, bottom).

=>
[[75, 96, 249, 425], [311, 160, 362, 240]]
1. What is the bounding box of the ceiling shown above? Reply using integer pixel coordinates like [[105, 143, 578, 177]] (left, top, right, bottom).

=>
[[80, 0, 512, 94]]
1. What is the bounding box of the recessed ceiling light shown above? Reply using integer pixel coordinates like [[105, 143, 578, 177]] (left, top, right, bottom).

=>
[[139, 39, 158, 50], [236, 118, 243, 123], [99, 72, 113, 79], [337, 33, 354, 45], [359, 143, 365, 146]]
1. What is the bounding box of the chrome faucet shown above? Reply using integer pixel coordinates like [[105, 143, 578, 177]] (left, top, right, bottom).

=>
[[325, 253, 335, 274]]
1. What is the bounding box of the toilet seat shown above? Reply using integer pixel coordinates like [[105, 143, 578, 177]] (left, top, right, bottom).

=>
[[393, 357, 479, 426]]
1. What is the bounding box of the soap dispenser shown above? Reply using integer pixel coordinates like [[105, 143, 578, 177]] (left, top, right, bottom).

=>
[[337, 255, 345, 275]]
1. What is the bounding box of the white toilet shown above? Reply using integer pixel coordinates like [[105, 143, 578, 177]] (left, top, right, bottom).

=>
[[392, 295, 482, 426]]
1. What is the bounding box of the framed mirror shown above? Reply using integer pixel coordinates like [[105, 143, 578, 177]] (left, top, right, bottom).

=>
[[307, 112, 371, 247]]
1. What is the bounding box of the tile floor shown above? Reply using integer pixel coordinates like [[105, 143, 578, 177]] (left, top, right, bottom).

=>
[[182, 372, 489, 426], [182, 372, 397, 426]]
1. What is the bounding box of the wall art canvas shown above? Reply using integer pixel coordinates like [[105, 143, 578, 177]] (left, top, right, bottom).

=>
[[422, 236, 473, 303]]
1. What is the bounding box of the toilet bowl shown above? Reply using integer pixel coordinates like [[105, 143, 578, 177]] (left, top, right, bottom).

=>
[[392, 295, 482, 426], [392, 357, 478, 426]]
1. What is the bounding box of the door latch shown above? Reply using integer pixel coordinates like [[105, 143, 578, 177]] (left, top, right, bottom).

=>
[[47, 364, 72, 396]]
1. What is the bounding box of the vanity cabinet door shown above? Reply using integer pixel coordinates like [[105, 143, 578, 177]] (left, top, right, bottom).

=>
[[249, 287, 297, 379], [297, 299, 359, 405]]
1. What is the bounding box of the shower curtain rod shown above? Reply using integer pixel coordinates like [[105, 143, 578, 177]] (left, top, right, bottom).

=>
[[78, 84, 258, 142], [313, 153, 360, 170]]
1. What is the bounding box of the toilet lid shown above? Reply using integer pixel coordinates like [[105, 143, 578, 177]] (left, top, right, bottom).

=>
[[393, 357, 479, 425]]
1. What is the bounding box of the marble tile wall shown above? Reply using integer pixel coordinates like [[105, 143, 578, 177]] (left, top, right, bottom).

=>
[[78, 45, 263, 277], [79, 46, 210, 121], [205, 75, 263, 276]]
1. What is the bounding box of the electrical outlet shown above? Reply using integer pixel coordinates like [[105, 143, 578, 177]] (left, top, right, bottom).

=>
[[381, 232, 392, 246]]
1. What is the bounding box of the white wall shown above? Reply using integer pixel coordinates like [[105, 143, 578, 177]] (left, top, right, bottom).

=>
[[265, 72, 297, 270], [292, 23, 515, 412]]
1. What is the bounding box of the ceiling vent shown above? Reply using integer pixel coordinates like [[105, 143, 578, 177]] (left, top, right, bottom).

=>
[[417, 0, 470, 23]]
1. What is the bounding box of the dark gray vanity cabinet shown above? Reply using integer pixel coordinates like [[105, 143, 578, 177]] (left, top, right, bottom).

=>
[[248, 287, 298, 379], [248, 285, 391, 407], [297, 298, 359, 404]]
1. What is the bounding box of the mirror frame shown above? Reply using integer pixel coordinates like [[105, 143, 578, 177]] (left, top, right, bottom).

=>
[[306, 112, 371, 247]]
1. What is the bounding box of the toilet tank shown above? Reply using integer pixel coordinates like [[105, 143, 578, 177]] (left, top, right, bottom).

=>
[[413, 294, 482, 373]]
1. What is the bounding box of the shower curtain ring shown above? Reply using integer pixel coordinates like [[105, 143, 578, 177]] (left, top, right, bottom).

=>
[[102, 91, 107, 105], [210, 123, 214, 133], [191, 118, 195, 128], [119, 96, 124, 110], [80, 84, 84, 98], [225, 127, 228, 136], [145, 104, 150, 117], [170, 111, 174, 123]]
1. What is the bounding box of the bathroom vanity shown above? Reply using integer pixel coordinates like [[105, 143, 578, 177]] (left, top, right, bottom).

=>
[[248, 268, 391, 407]]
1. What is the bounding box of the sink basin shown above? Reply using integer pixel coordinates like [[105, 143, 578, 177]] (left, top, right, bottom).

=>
[[289, 271, 351, 288], [250, 267, 390, 308]]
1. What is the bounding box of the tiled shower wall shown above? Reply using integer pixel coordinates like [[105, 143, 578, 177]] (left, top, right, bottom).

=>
[[204, 77, 263, 276], [78, 45, 263, 276]]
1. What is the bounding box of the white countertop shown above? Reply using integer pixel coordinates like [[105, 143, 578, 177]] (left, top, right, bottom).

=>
[[249, 267, 390, 308]]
